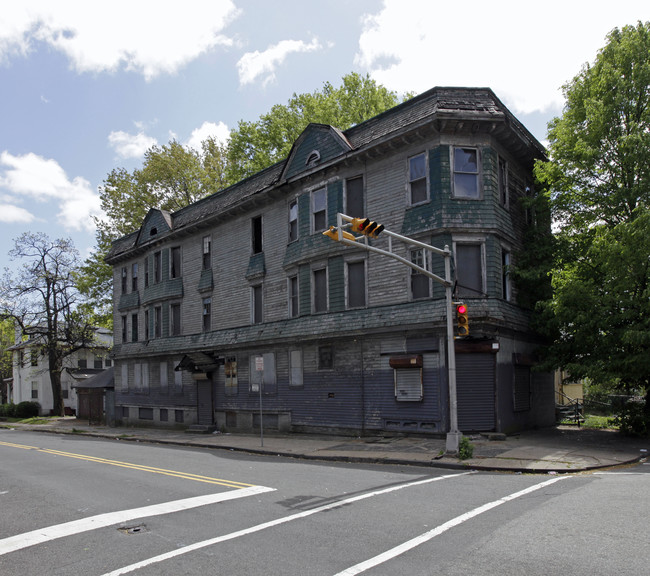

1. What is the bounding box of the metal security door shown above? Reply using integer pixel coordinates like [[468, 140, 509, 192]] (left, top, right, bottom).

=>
[[456, 353, 496, 432]]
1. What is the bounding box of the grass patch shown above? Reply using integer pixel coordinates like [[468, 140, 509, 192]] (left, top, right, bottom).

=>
[[561, 414, 619, 430], [17, 417, 51, 425]]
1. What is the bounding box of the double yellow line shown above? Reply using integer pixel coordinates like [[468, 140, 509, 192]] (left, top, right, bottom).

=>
[[0, 440, 255, 489]]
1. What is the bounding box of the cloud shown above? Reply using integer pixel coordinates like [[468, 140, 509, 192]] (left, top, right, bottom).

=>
[[0, 204, 35, 224], [0, 151, 102, 232], [0, 1, 241, 80], [186, 121, 231, 151], [108, 130, 158, 160], [356, 0, 650, 115], [238, 38, 322, 86]]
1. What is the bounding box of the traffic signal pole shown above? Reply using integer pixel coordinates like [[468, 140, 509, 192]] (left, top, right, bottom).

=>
[[325, 213, 462, 454]]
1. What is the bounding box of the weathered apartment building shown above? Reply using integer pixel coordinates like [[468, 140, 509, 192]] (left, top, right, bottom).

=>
[[107, 86, 555, 435]]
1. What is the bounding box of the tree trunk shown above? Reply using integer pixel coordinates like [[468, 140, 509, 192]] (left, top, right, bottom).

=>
[[48, 353, 65, 416]]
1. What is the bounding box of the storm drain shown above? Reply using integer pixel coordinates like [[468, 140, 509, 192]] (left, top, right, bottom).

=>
[[118, 523, 148, 535]]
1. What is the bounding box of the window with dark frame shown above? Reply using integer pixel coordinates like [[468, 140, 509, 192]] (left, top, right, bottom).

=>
[[131, 313, 138, 342], [121, 315, 127, 342], [121, 267, 127, 294], [170, 303, 181, 336], [502, 250, 511, 301], [347, 260, 366, 308], [252, 284, 263, 324], [154, 305, 162, 338], [453, 147, 479, 198], [202, 236, 211, 270], [410, 249, 430, 300], [153, 251, 162, 283], [288, 275, 299, 318], [345, 176, 364, 217], [288, 200, 298, 242], [252, 215, 263, 254], [170, 246, 181, 279], [313, 267, 328, 313], [131, 262, 138, 292], [202, 297, 212, 332], [318, 345, 333, 370], [144, 257, 149, 287], [144, 309, 150, 340], [498, 156, 508, 207], [312, 188, 327, 232], [408, 153, 427, 204]]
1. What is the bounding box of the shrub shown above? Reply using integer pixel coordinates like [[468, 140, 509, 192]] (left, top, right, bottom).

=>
[[458, 436, 474, 460], [0, 403, 16, 417], [14, 401, 41, 419], [611, 398, 649, 437]]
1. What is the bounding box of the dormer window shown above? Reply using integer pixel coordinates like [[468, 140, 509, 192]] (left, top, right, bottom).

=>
[[306, 150, 321, 166], [150, 227, 157, 236]]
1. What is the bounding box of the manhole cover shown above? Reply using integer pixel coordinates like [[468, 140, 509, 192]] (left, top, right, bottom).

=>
[[118, 523, 147, 535]]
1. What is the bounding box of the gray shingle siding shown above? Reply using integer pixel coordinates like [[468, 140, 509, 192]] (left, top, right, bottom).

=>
[[108, 86, 553, 433]]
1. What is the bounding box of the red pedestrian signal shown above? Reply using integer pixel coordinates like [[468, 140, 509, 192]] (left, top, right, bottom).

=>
[[351, 217, 384, 238]]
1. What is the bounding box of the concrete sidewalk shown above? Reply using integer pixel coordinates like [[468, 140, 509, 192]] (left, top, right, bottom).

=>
[[2, 417, 648, 473]]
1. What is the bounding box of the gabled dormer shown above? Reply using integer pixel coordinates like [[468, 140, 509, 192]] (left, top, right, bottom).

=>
[[135, 208, 172, 247], [282, 123, 353, 181]]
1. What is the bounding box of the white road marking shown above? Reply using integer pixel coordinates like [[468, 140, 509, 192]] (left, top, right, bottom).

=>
[[0, 485, 274, 556], [100, 472, 472, 576], [333, 475, 570, 575]]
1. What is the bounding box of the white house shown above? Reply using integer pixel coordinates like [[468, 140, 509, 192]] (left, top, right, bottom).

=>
[[10, 327, 113, 415]]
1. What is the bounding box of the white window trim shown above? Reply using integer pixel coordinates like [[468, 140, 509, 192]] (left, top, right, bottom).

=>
[[311, 187, 327, 233], [407, 152, 429, 205], [452, 146, 481, 199]]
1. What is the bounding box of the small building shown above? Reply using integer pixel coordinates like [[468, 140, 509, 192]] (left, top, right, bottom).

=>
[[107, 86, 555, 435], [72, 367, 115, 424], [10, 328, 113, 416]]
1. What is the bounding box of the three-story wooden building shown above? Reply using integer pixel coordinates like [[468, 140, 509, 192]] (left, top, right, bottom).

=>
[[106, 87, 555, 435]]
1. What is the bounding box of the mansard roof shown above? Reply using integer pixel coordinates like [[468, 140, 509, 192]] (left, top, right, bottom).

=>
[[106, 86, 545, 263]]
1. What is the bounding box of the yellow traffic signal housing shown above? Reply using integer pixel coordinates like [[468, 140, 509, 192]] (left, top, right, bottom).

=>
[[456, 303, 469, 336], [351, 217, 384, 238], [323, 226, 357, 242]]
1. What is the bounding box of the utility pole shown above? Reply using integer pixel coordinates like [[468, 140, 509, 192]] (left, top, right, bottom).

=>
[[324, 213, 462, 454]]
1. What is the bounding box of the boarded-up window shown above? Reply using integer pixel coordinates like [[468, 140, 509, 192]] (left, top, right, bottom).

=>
[[345, 176, 364, 216], [347, 261, 366, 308], [456, 243, 483, 297], [225, 356, 238, 396], [290, 349, 303, 388]]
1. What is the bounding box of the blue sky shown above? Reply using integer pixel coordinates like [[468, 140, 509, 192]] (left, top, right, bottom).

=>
[[1, 0, 648, 271]]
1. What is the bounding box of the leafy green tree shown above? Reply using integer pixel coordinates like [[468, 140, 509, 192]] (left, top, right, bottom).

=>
[[0, 233, 98, 416], [535, 21, 650, 426]]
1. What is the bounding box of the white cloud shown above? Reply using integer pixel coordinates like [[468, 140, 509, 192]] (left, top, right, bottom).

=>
[[108, 130, 158, 160], [0, 203, 35, 224], [0, 1, 240, 80], [356, 0, 650, 115], [238, 38, 322, 86], [0, 151, 102, 232], [186, 121, 231, 151]]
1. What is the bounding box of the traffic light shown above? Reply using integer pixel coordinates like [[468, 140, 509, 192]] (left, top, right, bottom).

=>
[[323, 226, 357, 242], [456, 303, 469, 336], [350, 217, 384, 238]]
